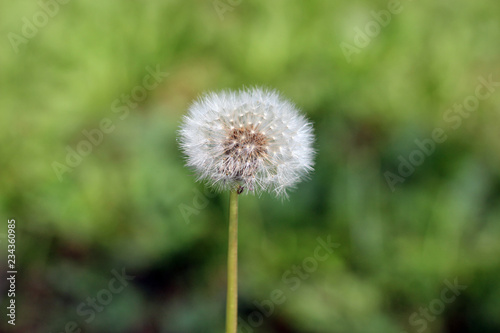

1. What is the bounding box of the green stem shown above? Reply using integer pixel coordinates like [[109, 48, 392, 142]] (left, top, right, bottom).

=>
[[226, 189, 239, 333]]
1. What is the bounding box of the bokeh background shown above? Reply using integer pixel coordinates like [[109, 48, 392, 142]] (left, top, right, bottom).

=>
[[1, 0, 500, 332]]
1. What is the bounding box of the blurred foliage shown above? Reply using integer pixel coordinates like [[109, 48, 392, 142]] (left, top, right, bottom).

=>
[[1, 0, 500, 332]]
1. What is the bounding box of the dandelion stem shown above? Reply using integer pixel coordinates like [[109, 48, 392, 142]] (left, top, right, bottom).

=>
[[226, 189, 239, 333]]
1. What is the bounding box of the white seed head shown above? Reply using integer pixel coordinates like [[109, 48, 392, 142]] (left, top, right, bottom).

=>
[[178, 87, 315, 197]]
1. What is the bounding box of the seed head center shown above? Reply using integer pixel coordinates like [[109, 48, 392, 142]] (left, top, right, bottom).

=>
[[223, 126, 268, 159]]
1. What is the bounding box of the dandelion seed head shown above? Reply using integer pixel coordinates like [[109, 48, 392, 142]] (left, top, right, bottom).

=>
[[178, 87, 315, 197]]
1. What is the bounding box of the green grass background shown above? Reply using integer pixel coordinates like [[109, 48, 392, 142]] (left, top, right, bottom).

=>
[[1, 0, 500, 332]]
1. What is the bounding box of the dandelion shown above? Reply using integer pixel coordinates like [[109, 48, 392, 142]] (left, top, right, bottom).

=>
[[179, 87, 315, 197], [178, 87, 315, 333]]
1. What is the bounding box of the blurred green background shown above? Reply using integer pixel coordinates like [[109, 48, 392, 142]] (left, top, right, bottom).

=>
[[1, 0, 500, 332]]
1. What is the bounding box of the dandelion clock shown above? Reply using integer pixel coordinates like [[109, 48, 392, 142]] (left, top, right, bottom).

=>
[[178, 87, 315, 333]]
